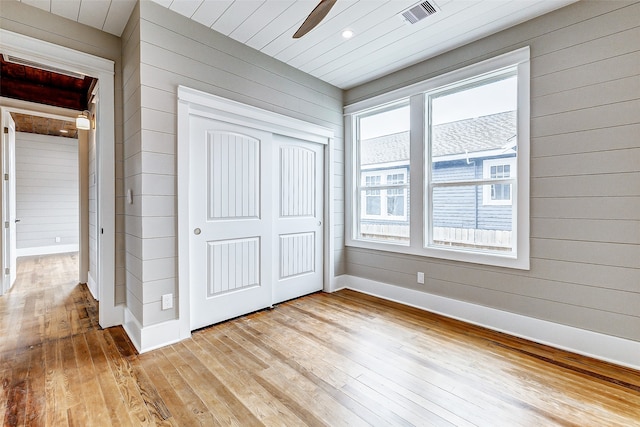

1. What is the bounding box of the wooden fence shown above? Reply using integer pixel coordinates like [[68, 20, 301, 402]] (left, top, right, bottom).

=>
[[360, 224, 512, 251]]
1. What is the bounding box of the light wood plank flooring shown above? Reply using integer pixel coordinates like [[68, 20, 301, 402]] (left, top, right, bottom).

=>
[[1, 253, 639, 426]]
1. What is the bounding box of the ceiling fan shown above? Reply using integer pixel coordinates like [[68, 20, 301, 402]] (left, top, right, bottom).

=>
[[293, 0, 338, 39]]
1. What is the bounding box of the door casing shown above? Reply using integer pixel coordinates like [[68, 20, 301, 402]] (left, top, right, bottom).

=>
[[0, 29, 118, 327], [1, 109, 17, 292]]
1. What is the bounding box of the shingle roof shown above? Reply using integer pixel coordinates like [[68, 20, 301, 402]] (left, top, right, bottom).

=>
[[361, 111, 516, 165]]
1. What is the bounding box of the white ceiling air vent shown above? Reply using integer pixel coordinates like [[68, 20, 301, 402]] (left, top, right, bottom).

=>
[[2, 54, 85, 79], [401, 1, 439, 25]]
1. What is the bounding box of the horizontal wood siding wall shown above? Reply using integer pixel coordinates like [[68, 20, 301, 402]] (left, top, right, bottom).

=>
[[344, 0, 640, 342], [15, 132, 78, 252], [132, 1, 344, 327], [122, 3, 144, 325]]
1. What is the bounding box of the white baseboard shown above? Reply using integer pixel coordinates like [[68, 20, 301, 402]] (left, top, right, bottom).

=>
[[87, 274, 98, 300], [335, 275, 640, 371], [16, 244, 79, 257], [123, 308, 186, 354]]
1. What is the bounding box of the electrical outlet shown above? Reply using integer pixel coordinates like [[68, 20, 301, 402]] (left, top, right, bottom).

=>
[[417, 272, 425, 284], [161, 294, 173, 310], [55, 237, 61, 243]]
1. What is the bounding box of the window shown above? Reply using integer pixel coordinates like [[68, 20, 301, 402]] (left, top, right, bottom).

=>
[[386, 173, 406, 216], [427, 74, 518, 253], [364, 175, 381, 215], [355, 102, 410, 244], [360, 170, 408, 220], [483, 158, 516, 205], [346, 47, 530, 269]]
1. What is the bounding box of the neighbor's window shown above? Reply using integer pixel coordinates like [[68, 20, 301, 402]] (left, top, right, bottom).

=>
[[346, 47, 530, 269], [356, 102, 410, 244], [483, 158, 516, 205]]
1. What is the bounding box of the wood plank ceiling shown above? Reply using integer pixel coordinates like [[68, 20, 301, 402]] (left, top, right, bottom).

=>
[[15, 0, 578, 89], [0, 55, 95, 139], [0, 55, 96, 112], [10, 112, 78, 139]]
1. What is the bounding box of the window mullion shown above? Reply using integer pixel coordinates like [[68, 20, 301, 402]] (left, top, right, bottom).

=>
[[410, 93, 425, 250]]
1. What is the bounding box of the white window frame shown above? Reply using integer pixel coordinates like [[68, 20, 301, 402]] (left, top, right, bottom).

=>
[[345, 47, 530, 270], [482, 157, 516, 206]]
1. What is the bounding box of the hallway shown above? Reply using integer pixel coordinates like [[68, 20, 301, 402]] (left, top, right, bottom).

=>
[[0, 253, 135, 425]]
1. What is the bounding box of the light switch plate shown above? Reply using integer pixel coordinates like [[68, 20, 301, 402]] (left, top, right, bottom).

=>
[[417, 272, 425, 284]]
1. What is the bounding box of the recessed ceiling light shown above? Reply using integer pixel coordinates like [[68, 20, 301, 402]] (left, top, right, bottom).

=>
[[342, 29, 354, 39]]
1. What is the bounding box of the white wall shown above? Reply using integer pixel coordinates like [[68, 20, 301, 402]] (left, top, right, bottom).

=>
[[344, 1, 640, 343], [122, 1, 344, 329], [15, 132, 79, 255]]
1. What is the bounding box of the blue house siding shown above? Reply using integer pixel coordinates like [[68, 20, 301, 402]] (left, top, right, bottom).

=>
[[432, 155, 514, 231], [432, 160, 477, 228]]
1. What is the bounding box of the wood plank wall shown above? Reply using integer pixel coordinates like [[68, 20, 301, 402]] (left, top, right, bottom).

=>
[[15, 132, 79, 252], [344, 1, 640, 342], [122, 2, 144, 324], [122, 1, 344, 327]]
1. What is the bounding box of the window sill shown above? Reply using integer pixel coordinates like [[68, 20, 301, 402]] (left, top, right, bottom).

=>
[[346, 238, 530, 270]]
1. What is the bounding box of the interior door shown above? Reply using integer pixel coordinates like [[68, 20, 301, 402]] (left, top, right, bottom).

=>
[[189, 116, 273, 330], [2, 109, 17, 292], [273, 135, 324, 304]]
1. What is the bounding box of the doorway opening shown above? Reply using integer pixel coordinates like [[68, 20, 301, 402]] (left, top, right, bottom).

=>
[[3, 107, 95, 293], [0, 29, 119, 328]]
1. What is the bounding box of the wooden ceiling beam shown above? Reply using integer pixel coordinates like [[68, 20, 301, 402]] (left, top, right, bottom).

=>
[[1, 77, 87, 110]]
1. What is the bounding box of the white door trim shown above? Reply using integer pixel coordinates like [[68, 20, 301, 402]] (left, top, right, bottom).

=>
[[176, 86, 335, 343], [0, 29, 120, 327]]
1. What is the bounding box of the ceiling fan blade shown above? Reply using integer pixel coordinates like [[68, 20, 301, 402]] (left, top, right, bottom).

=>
[[293, 0, 337, 39]]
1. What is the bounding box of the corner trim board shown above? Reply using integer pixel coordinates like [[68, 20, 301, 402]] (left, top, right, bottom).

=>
[[123, 308, 184, 354], [334, 274, 640, 371]]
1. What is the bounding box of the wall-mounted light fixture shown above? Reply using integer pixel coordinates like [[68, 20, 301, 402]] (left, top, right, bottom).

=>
[[76, 110, 93, 130]]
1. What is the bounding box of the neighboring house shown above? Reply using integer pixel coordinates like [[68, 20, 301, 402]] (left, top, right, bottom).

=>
[[361, 111, 516, 249]]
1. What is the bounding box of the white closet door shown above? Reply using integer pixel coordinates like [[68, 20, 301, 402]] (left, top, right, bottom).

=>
[[189, 116, 273, 330], [273, 135, 324, 304]]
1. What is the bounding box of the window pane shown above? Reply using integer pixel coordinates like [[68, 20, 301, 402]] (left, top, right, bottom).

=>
[[366, 190, 381, 215], [358, 103, 410, 244], [427, 74, 517, 254], [482, 158, 516, 205], [430, 76, 517, 183], [491, 183, 511, 201], [431, 185, 513, 252]]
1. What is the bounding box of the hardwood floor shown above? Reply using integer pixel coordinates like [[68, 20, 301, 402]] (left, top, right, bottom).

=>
[[1, 254, 639, 426]]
